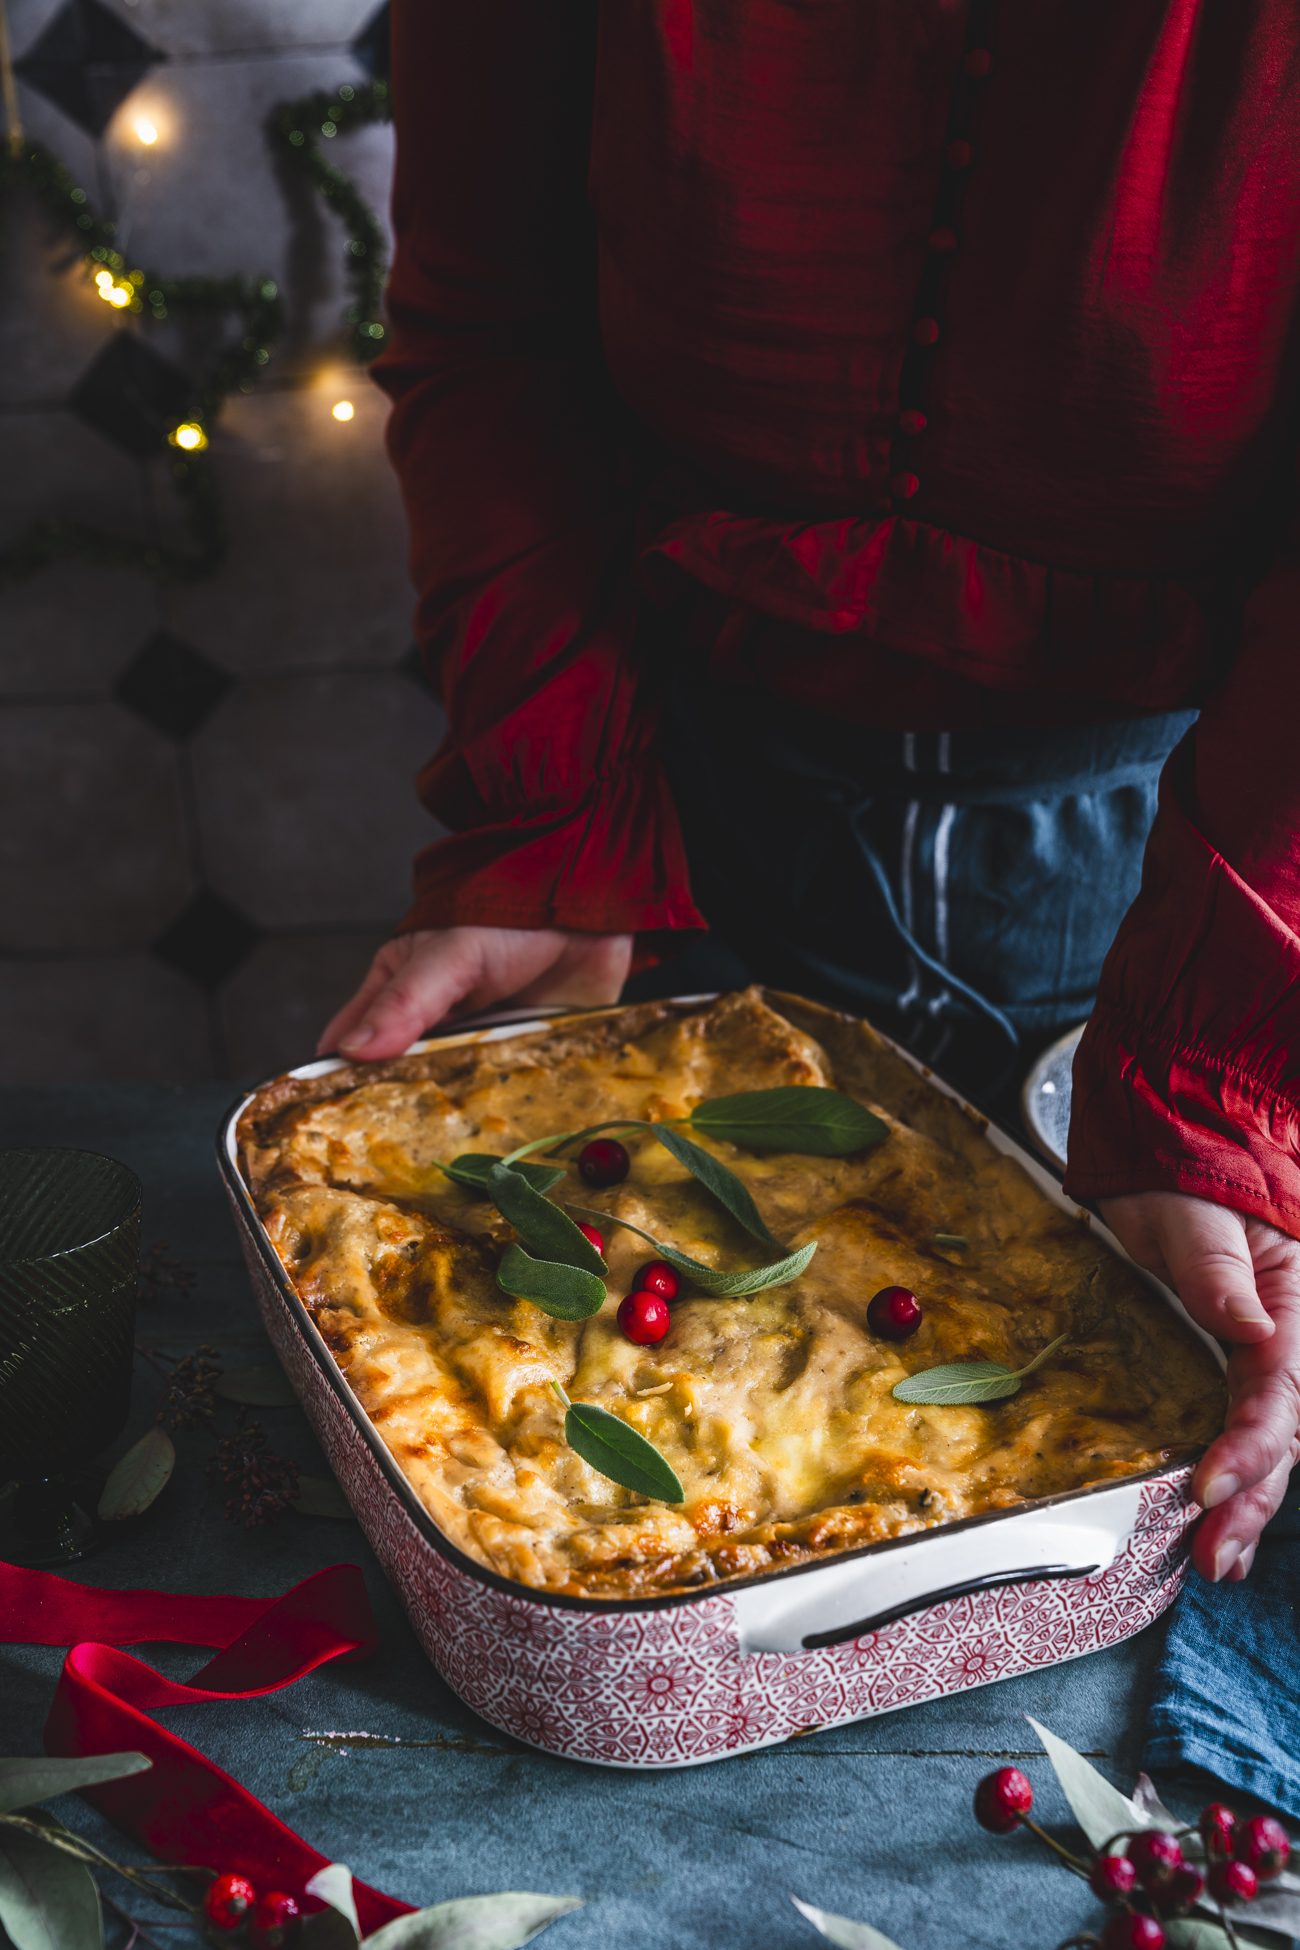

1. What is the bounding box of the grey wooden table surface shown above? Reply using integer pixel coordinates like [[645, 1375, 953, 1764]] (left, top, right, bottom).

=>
[[0, 1085, 1195, 1950]]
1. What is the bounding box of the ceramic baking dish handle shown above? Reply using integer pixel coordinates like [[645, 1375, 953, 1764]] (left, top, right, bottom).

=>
[[730, 1515, 1122, 1656]]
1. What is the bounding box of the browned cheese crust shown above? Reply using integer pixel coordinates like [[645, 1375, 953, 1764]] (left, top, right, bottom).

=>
[[236, 989, 1225, 1598]]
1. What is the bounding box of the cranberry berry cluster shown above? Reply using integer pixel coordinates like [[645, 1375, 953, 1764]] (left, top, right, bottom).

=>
[[204, 1873, 300, 1944], [974, 1767, 1291, 1949]]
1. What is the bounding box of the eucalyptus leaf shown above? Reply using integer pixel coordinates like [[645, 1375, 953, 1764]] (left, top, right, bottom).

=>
[[1165, 1920, 1276, 1950], [0, 1753, 150, 1816], [361, 1892, 582, 1949], [215, 1364, 298, 1408], [691, 1087, 888, 1157], [0, 1828, 102, 1950], [1026, 1716, 1146, 1849], [497, 1246, 606, 1321], [300, 1908, 363, 1950], [487, 1166, 605, 1274], [1131, 1773, 1182, 1832], [570, 1206, 816, 1298], [292, 1474, 355, 1521], [651, 1125, 782, 1249], [564, 1401, 684, 1503], [443, 1155, 566, 1196], [1238, 1885, 1300, 1940], [96, 1426, 175, 1521], [789, 1894, 909, 1950], [306, 1863, 361, 1937], [892, 1334, 1067, 1407]]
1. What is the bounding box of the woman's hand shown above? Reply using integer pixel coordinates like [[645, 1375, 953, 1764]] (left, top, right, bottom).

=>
[[318, 926, 634, 1061], [1099, 1190, 1299, 1582]]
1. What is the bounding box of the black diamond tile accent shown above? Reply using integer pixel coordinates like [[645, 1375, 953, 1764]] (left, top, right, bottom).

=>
[[398, 641, 431, 692], [16, 0, 164, 137], [351, 2, 391, 79], [68, 331, 193, 459], [114, 630, 234, 740], [152, 891, 262, 990]]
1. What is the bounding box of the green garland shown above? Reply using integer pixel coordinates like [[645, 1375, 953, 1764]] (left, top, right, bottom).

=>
[[1, 77, 393, 585]]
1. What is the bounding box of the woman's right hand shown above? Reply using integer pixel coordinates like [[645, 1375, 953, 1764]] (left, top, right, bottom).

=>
[[317, 926, 635, 1061]]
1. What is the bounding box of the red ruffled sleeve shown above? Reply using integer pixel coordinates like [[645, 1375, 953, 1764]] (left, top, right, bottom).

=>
[[372, 1, 704, 943], [1064, 461, 1300, 1237]]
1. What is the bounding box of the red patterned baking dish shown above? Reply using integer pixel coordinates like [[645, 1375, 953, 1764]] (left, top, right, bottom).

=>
[[217, 1001, 1222, 1771]]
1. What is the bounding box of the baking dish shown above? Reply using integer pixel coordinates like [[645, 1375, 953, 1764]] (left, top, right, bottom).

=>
[[218, 996, 1223, 1770]]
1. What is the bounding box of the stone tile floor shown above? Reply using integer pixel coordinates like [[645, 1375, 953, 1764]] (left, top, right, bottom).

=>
[[3, 0, 446, 1084]]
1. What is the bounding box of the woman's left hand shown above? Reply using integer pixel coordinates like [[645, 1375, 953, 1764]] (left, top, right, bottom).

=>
[[1099, 1191, 1299, 1582]]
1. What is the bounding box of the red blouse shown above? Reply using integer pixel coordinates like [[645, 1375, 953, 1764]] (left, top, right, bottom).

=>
[[372, 1, 1300, 1235]]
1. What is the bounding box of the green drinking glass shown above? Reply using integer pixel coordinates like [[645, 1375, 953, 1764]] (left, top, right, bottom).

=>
[[0, 1147, 142, 1564]]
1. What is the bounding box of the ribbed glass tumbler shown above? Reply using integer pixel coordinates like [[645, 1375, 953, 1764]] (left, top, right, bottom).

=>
[[0, 1147, 142, 1564]]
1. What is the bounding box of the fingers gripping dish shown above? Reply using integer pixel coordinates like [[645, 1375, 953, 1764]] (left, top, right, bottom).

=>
[[236, 989, 1224, 1601]]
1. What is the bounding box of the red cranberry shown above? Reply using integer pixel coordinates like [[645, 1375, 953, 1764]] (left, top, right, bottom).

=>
[[204, 1874, 258, 1931], [250, 1891, 301, 1947], [576, 1222, 605, 1256], [1101, 1917, 1165, 1950], [1089, 1851, 1139, 1901], [1200, 1802, 1238, 1859], [1154, 1863, 1205, 1916], [578, 1138, 630, 1187], [867, 1286, 922, 1341], [1234, 1814, 1291, 1881], [1127, 1830, 1184, 1893], [617, 1289, 671, 1347], [633, 1259, 680, 1302], [1209, 1859, 1258, 1905], [973, 1766, 1033, 1833]]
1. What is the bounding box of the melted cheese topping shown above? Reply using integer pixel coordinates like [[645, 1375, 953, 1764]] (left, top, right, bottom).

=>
[[238, 990, 1224, 1598]]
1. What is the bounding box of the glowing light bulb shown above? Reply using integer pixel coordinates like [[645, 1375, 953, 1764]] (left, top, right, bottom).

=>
[[104, 283, 133, 308], [168, 422, 208, 452], [133, 116, 159, 146], [94, 268, 114, 288], [331, 399, 355, 422]]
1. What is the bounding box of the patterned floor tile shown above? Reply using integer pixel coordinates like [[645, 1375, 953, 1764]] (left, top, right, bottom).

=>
[[0, 954, 213, 1080], [218, 929, 386, 1079], [109, 0, 376, 59], [0, 408, 155, 594], [2, 559, 162, 695]]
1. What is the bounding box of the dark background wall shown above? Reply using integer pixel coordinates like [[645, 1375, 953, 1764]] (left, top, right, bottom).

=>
[[3, 0, 445, 1084]]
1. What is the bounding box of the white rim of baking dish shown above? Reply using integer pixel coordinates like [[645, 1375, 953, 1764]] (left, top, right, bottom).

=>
[[216, 990, 1224, 1620]]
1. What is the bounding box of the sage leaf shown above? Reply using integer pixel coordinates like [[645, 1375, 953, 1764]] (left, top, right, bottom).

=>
[[651, 1124, 782, 1249], [443, 1155, 566, 1196], [892, 1334, 1067, 1407], [932, 1232, 968, 1250], [691, 1086, 888, 1157], [96, 1426, 175, 1521], [305, 1864, 361, 1939], [497, 1245, 606, 1321], [1026, 1717, 1147, 1849], [361, 1892, 583, 1949], [564, 1400, 684, 1503], [0, 1828, 103, 1950], [789, 1895, 908, 1950], [215, 1364, 297, 1408], [570, 1206, 816, 1298], [487, 1165, 605, 1274], [292, 1474, 355, 1521], [0, 1754, 150, 1816]]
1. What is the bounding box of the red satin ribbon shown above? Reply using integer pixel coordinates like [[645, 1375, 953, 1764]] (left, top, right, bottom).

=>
[[2, 1559, 412, 1935]]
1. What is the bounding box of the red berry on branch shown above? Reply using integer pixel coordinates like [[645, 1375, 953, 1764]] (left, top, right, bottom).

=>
[[578, 1139, 630, 1188], [204, 1874, 257, 1930], [1200, 1802, 1237, 1859], [1234, 1814, 1291, 1881], [617, 1289, 671, 1347], [1127, 1830, 1184, 1893], [867, 1286, 923, 1341], [1209, 1859, 1258, 1904], [1089, 1851, 1139, 1901], [973, 1766, 1033, 1833], [1154, 1863, 1206, 1917], [1101, 1917, 1165, 1950], [576, 1222, 605, 1256], [250, 1891, 301, 1947], [633, 1259, 680, 1302]]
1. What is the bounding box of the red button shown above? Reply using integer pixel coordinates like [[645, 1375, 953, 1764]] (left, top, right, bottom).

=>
[[912, 317, 940, 346], [891, 472, 921, 500], [964, 48, 993, 77], [947, 139, 973, 169], [898, 408, 928, 435], [928, 225, 958, 253]]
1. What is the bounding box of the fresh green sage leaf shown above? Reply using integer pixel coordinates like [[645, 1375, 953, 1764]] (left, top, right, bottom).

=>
[[502, 1119, 647, 1166], [96, 1426, 175, 1521], [0, 1828, 103, 1950], [215, 1363, 297, 1408], [561, 1396, 684, 1503], [690, 1086, 888, 1157], [570, 1205, 816, 1298], [361, 1892, 583, 1949], [497, 1245, 606, 1321], [487, 1164, 605, 1274], [891, 1334, 1067, 1407], [443, 1154, 566, 1196], [0, 1754, 150, 1817], [651, 1124, 782, 1249], [292, 1474, 355, 1521], [789, 1895, 909, 1950], [932, 1232, 968, 1250]]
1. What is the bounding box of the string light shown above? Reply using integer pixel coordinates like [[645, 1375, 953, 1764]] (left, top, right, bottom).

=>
[[133, 116, 160, 147], [331, 399, 354, 421], [168, 423, 209, 453]]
